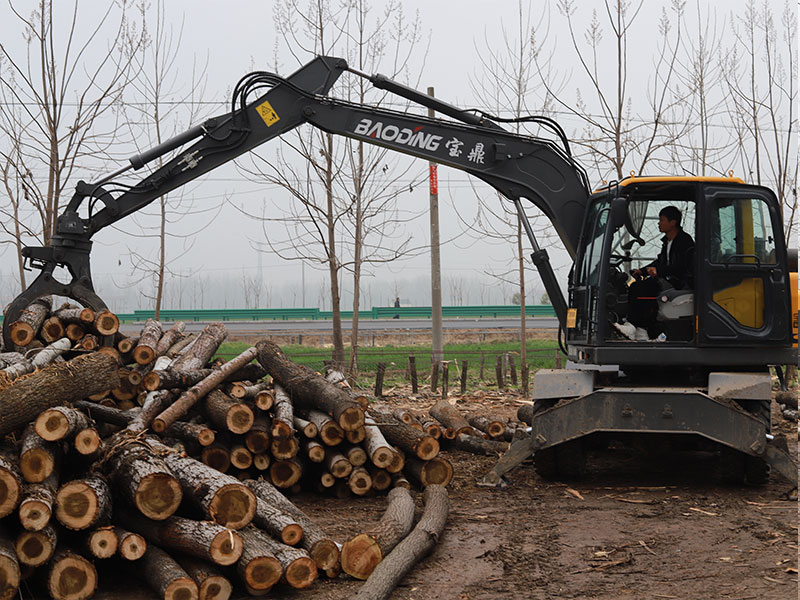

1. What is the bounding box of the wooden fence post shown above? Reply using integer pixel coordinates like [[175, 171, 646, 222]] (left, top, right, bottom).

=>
[[479, 352, 485, 380], [441, 362, 449, 399], [431, 362, 440, 393], [409, 355, 418, 394], [460, 360, 468, 394], [495, 355, 504, 390], [554, 349, 563, 369], [521, 364, 529, 397], [375, 362, 386, 397], [509, 354, 517, 386]]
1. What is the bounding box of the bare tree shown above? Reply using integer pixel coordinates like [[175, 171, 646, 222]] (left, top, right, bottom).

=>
[[0, 0, 146, 291]]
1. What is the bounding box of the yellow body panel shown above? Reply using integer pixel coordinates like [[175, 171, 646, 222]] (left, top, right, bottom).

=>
[[712, 278, 764, 329], [593, 175, 746, 194]]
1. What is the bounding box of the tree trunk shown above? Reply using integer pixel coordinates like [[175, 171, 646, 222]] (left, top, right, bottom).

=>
[[137, 544, 198, 600], [202, 389, 254, 435], [368, 409, 439, 460], [35, 406, 91, 442], [467, 415, 506, 439], [115, 527, 147, 561], [341, 487, 415, 579], [153, 347, 257, 433], [144, 368, 213, 392], [48, 549, 98, 600], [0, 447, 21, 519], [293, 416, 318, 438], [516, 403, 534, 425], [116, 513, 243, 566], [8, 296, 51, 347], [0, 533, 20, 600], [349, 485, 449, 600], [242, 525, 317, 589], [19, 424, 59, 483], [176, 556, 232, 600], [156, 322, 186, 356], [429, 400, 476, 437], [0, 352, 119, 436], [236, 526, 283, 592], [404, 456, 454, 487], [454, 433, 509, 455], [244, 478, 339, 570], [134, 319, 163, 366], [325, 450, 353, 479], [171, 323, 228, 373], [18, 473, 56, 531], [15, 524, 57, 566], [126, 389, 176, 432], [300, 408, 345, 447], [54, 306, 94, 328], [256, 341, 364, 431], [55, 475, 112, 530], [363, 416, 397, 469], [104, 432, 183, 520], [250, 495, 304, 547], [271, 383, 295, 439], [164, 421, 215, 448]]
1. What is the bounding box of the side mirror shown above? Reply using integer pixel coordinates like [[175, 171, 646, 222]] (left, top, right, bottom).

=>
[[611, 197, 645, 246]]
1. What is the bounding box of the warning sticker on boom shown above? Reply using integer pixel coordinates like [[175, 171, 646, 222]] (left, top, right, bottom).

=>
[[256, 100, 280, 127]]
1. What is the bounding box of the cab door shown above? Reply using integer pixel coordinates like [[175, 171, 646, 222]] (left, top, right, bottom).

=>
[[698, 185, 790, 345]]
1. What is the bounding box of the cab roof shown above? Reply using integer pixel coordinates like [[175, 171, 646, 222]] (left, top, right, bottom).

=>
[[592, 175, 746, 195]]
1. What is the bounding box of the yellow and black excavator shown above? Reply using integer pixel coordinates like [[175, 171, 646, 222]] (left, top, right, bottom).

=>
[[3, 56, 797, 485]]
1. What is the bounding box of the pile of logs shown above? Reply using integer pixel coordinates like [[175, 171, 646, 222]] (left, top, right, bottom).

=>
[[0, 302, 458, 599]]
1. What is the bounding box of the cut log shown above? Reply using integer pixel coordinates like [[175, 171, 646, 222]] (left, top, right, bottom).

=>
[[19, 424, 59, 483], [349, 485, 449, 600], [368, 467, 392, 492], [203, 389, 254, 435], [245, 478, 340, 570], [345, 445, 368, 467], [429, 399, 476, 437], [156, 322, 186, 356], [171, 323, 228, 373], [348, 467, 372, 496], [302, 409, 345, 446], [345, 426, 366, 444], [15, 524, 57, 566], [73, 400, 132, 427], [326, 450, 353, 479], [236, 527, 283, 592], [270, 458, 303, 488], [48, 549, 98, 600], [126, 389, 176, 433], [325, 369, 370, 409], [18, 473, 56, 531], [454, 433, 509, 455], [418, 415, 443, 439], [8, 296, 51, 347], [93, 310, 120, 336], [65, 323, 86, 342], [166, 332, 196, 358], [341, 487, 415, 579], [144, 368, 212, 391], [256, 340, 364, 431], [239, 380, 270, 402], [35, 406, 91, 442], [0, 447, 21, 518], [104, 433, 183, 520], [244, 416, 271, 454], [404, 455, 454, 487], [134, 319, 163, 365], [163, 420, 215, 447], [137, 544, 198, 600], [85, 526, 118, 559], [386, 449, 405, 474], [368, 410, 439, 461], [363, 416, 395, 469], [115, 527, 147, 560], [270, 435, 299, 460], [0, 352, 24, 369], [391, 473, 411, 489], [151, 439, 256, 529], [116, 513, 243, 566], [55, 475, 112, 530], [0, 352, 119, 436], [303, 439, 326, 463], [0, 534, 20, 600], [77, 333, 99, 351], [252, 454, 270, 471], [271, 383, 295, 438], [40, 316, 66, 343], [54, 306, 95, 327], [293, 416, 318, 438], [468, 415, 506, 439], [319, 472, 336, 489], [153, 347, 257, 433], [230, 446, 253, 470], [200, 444, 231, 474], [176, 556, 232, 600], [241, 525, 317, 589], [517, 403, 534, 425]]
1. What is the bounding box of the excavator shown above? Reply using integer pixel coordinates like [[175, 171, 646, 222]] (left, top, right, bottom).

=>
[[3, 56, 797, 485]]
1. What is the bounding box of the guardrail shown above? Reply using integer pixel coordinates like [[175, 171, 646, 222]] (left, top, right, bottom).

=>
[[1, 304, 556, 325]]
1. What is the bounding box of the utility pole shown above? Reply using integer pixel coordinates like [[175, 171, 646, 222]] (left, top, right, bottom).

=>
[[428, 87, 443, 365]]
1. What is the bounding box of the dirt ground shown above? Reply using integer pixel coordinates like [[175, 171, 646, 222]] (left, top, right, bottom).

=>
[[282, 391, 798, 600]]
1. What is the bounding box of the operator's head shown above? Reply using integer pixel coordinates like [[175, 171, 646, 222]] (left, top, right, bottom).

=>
[[658, 206, 681, 233]]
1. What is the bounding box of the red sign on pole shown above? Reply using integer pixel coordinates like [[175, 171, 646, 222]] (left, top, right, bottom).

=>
[[429, 164, 438, 195]]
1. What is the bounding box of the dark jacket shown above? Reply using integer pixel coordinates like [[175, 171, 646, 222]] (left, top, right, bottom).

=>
[[647, 228, 695, 289]]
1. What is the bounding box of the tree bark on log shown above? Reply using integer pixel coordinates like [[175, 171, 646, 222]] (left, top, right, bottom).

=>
[[125, 389, 175, 432], [341, 487, 415, 579], [19, 424, 59, 483], [156, 322, 186, 356], [256, 341, 364, 431], [236, 526, 283, 592], [300, 409, 344, 447], [244, 479, 340, 570], [250, 496, 304, 547], [115, 527, 147, 560], [35, 406, 91, 442], [171, 323, 228, 373], [293, 416, 318, 438], [429, 400, 476, 437], [18, 472, 56, 531], [467, 415, 506, 439], [163, 421, 215, 448], [137, 544, 198, 600], [103, 433, 183, 520], [241, 525, 317, 589], [368, 410, 439, 461], [350, 485, 449, 600], [166, 332, 196, 358], [0, 447, 21, 518], [55, 475, 112, 530], [150, 439, 255, 529], [144, 368, 212, 392], [176, 556, 233, 600], [271, 383, 295, 439], [15, 524, 57, 566], [404, 456, 454, 487], [153, 347, 257, 433], [48, 548, 98, 600], [8, 296, 51, 347], [54, 306, 94, 327], [0, 534, 20, 600], [202, 389, 254, 435], [134, 319, 163, 365], [363, 416, 395, 469], [0, 352, 119, 436], [454, 433, 509, 455], [116, 513, 243, 566]]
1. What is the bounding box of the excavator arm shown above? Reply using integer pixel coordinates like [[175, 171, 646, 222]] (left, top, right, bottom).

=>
[[3, 55, 590, 349]]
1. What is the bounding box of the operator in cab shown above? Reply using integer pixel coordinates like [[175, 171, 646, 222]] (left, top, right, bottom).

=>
[[626, 206, 695, 339]]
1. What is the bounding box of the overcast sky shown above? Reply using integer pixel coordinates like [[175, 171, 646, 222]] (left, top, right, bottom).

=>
[[0, 0, 789, 312]]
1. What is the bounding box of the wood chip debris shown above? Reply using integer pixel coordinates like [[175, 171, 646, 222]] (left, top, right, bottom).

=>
[[565, 488, 584, 500], [688, 507, 718, 516]]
